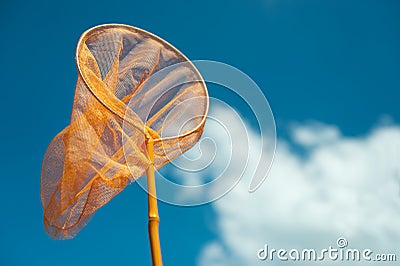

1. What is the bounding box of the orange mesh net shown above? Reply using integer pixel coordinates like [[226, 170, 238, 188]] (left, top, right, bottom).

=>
[[41, 24, 208, 239]]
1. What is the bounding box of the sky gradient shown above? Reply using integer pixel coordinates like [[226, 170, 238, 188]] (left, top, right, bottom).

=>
[[1, 0, 399, 265]]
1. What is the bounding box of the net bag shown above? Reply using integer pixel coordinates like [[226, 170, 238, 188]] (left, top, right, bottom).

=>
[[41, 24, 208, 239]]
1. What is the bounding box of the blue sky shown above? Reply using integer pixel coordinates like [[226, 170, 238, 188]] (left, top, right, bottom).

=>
[[1, 0, 399, 265]]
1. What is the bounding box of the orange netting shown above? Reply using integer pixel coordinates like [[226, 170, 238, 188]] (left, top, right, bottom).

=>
[[41, 24, 208, 239]]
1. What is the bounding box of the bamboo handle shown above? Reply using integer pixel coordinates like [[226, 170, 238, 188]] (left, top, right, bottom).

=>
[[146, 135, 163, 266]]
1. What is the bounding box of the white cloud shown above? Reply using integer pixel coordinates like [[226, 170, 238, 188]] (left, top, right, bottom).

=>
[[191, 104, 400, 265], [198, 242, 230, 266], [290, 122, 341, 147]]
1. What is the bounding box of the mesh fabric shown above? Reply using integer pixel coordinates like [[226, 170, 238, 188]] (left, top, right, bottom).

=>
[[41, 24, 208, 239]]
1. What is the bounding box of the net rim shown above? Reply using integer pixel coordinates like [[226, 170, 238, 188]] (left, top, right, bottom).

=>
[[75, 23, 209, 141]]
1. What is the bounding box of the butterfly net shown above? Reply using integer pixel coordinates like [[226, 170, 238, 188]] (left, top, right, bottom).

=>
[[41, 24, 208, 239]]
